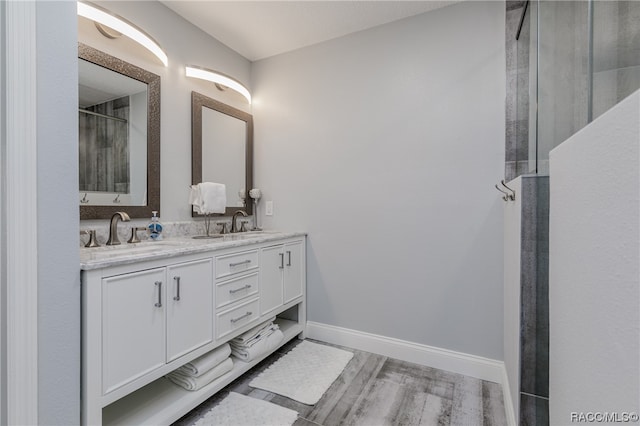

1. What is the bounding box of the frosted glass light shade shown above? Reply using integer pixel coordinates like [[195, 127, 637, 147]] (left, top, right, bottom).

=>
[[185, 66, 252, 104], [77, 1, 168, 67]]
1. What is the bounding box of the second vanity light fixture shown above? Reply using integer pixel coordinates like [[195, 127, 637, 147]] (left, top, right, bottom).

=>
[[77, 1, 168, 66], [185, 66, 252, 104]]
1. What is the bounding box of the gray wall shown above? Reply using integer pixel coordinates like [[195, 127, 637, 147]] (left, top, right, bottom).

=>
[[549, 90, 639, 424], [36, 2, 80, 423], [252, 1, 506, 359], [503, 176, 522, 420]]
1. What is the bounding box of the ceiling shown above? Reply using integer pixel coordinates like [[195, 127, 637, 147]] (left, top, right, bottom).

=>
[[161, 1, 459, 62]]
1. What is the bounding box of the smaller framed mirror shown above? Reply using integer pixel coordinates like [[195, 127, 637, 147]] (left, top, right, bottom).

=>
[[79, 43, 160, 219], [192, 91, 253, 216]]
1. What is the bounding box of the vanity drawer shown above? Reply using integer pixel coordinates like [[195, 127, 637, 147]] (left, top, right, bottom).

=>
[[216, 272, 259, 308], [215, 250, 258, 279], [216, 298, 259, 340]]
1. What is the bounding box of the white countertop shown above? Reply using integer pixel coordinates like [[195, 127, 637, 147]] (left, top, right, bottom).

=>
[[80, 231, 306, 270]]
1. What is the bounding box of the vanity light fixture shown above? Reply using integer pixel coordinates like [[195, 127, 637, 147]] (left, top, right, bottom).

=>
[[77, 1, 168, 67], [185, 66, 252, 104]]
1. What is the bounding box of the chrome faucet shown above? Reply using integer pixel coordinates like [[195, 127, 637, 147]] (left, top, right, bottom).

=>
[[230, 210, 248, 233], [106, 211, 131, 245]]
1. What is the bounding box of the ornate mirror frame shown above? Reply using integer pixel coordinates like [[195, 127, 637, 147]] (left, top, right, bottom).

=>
[[78, 42, 161, 220]]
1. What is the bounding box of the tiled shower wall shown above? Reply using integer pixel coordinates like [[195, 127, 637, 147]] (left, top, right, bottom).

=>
[[519, 176, 549, 426]]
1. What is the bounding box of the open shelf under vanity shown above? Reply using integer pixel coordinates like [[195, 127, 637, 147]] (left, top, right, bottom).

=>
[[103, 318, 303, 426]]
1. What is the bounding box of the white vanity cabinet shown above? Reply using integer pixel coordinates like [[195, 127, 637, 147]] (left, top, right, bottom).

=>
[[81, 233, 306, 426], [98, 258, 214, 397], [102, 268, 167, 395], [260, 240, 304, 316], [166, 259, 214, 362]]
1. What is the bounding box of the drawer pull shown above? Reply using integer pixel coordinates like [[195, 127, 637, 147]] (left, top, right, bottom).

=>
[[230, 311, 252, 324], [154, 281, 163, 307], [229, 259, 251, 267], [173, 276, 181, 301], [229, 284, 252, 294]]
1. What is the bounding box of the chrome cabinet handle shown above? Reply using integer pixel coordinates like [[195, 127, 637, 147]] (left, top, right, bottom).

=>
[[230, 311, 252, 324], [154, 281, 163, 307], [279, 253, 284, 269], [229, 259, 251, 267], [286, 250, 292, 266], [229, 284, 252, 294], [173, 276, 181, 301]]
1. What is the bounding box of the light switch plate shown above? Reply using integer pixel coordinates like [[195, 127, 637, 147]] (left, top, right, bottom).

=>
[[265, 201, 273, 216]]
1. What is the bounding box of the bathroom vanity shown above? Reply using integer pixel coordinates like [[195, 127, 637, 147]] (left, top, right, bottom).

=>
[[80, 231, 306, 425]]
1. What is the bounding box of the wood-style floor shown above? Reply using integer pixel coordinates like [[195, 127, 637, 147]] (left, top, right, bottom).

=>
[[173, 339, 507, 426]]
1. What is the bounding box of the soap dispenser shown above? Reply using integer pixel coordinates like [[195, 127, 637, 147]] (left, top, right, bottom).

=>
[[148, 211, 163, 241]]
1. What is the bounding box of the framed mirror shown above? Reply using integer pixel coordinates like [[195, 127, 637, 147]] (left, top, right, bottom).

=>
[[78, 43, 160, 219], [192, 91, 253, 216]]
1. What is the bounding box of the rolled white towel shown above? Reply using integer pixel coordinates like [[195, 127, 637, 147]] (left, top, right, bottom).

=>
[[231, 329, 284, 363], [175, 344, 231, 377], [167, 357, 234, 391]]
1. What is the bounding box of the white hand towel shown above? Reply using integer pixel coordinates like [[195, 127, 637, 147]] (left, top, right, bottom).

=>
[[167, 357, 234, 391], [175, 344, 231, 377], [199, 182, 226, 214], [189, 185, 204, 214], [231, 329, 284, 363]]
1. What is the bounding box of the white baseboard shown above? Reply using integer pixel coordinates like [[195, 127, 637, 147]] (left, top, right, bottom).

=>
[[306, 321, 504, 384]]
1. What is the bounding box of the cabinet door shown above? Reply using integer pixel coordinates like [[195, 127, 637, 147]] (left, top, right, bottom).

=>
[[102, 268, 166, 394], [283, 240, 304, 304], [166, 259, 214, 362], [260, 245, 284, 316]]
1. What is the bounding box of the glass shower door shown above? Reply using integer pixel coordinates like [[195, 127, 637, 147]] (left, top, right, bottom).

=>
[[591, 1, 640, 121], [536, 0, 590, 175], [509, 0, 639, 179]]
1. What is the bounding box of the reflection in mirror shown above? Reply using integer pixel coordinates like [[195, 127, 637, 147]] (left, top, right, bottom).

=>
[[192, 91, 253, 217], [79, 59, 147, 205], [78, 43, 160, 220], [202, 108, 245, 207]]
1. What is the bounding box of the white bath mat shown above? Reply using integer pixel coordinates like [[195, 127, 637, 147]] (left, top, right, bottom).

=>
[[249, 340, 354, 405], [192, 392, 298, 426]]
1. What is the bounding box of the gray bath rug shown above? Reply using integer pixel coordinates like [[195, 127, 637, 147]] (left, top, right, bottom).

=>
[[249, 340, 354, 405], [191, 392, 298, 426]]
